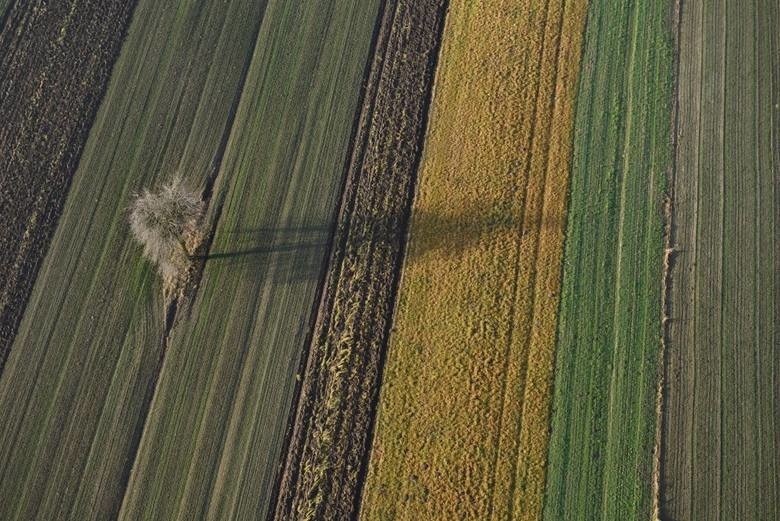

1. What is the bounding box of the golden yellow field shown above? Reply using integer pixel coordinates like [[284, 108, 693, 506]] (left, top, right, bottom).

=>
[[359, 0, 587, 519]]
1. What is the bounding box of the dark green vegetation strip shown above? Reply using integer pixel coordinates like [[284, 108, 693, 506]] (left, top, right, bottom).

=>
[[271, 2, 448, 519], [661, 0, 779, 519], [543, 0, 673, 519], [117, 2, 383, 520], [0, 1, 269, 519], [0, 0, 136, 372]]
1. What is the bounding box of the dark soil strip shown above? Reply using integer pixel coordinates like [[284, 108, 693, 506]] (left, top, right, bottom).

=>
[[0, 0, 137, 372], [270, 1, 448, 519]]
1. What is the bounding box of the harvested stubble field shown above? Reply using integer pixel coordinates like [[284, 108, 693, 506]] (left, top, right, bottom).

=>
[[542, 0, 674, 519], [0, 0, 135, 372], [271, 1, 448, 520], [359, 0, 587, 519], [661, 0, 780, 519]]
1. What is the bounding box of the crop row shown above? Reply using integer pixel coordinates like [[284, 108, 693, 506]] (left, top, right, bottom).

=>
[[661, 0, 779, 519]]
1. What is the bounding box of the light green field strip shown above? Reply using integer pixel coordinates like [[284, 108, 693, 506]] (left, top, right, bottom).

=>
[[661, 0, 779, 519], [0, 1, 268, 519], [543, 0, 673, 520], [117, 1, 382, 520]]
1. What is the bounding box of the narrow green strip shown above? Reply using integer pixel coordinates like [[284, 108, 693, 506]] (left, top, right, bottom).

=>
[[543, 0, 674, 519]]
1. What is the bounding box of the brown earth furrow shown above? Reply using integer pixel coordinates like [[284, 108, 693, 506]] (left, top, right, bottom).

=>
[[0, 0, 137, 371], [270, 1, 448, 519]]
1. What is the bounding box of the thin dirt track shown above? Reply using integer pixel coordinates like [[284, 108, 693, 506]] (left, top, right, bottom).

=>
[[0, 0, 136, 371], [270, 2, 448, 519]]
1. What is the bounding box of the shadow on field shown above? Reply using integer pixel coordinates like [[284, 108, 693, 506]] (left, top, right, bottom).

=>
[[199, 225, 332, 283], [402, 206, 565, 260], [199, 206, 565, 282]]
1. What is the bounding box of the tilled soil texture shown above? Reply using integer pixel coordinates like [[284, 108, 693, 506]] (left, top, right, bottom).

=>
[[661, 1, 779, 519], [270, 2, 448, 520], [0, 0, 136, 371]]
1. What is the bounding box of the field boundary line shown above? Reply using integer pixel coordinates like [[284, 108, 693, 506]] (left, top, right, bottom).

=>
[[654, 0, 683, 518], [538, 0, 593, 518]]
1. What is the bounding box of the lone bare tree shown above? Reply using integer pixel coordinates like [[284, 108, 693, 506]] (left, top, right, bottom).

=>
[[129, 178, 203, 281]]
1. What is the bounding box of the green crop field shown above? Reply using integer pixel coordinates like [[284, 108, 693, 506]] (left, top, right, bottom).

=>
[[542, 1, 673, 519], [118, 1, 382, 519], [0, 2, 267, 518], [0, 0, 381, 519], [661, 1, 779, 519]]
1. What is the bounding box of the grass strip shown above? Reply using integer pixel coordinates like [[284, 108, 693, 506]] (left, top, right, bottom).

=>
[[542, 1, 674, 519]]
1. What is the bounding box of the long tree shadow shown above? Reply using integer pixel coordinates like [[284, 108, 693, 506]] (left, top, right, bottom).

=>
[[196, 225, 332, 283], [198, 205, 565, 283]]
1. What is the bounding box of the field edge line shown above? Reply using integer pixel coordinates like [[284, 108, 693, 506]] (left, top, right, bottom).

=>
[[654, 0, 683, 519]]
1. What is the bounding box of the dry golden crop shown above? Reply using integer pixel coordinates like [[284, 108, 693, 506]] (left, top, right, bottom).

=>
[[360, 0, 587, 519]]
